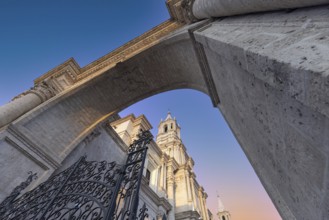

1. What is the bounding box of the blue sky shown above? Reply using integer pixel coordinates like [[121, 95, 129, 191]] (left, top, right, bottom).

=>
[[0, 1, 280, 219]]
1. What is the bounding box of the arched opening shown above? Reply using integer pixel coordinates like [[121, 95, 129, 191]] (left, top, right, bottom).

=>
[[164, 125, 168, 133], [0, 24, 297, 219], [119, 89, 280, 220]]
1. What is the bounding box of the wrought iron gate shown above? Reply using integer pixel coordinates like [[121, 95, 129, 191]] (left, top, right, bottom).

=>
[[0, 130, 153, 220]]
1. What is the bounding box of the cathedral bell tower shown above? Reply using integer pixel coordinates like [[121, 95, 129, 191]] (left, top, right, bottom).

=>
[[156, 112, 210, 220], [156, 111, 181, 147]]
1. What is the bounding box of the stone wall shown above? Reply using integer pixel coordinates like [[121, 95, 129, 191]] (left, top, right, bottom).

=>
[[194, 5, 329, 219], [0, 4, 329, 220]]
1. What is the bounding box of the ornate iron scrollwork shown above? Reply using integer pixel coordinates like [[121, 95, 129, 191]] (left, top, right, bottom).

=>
[[0, 130, 153, 220], [0, 171, 37, 216]]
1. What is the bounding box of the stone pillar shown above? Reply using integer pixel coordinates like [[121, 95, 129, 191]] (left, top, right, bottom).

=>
[[143, 157, 149, 176], [185, 169, 193, 206], [202, 193, 209, 220], [198, 188, 207, 220], [167, 160, 176, 220], [192, 0, 328, 19], [189, 174, 198, 211], [0, 83, 55, 128]]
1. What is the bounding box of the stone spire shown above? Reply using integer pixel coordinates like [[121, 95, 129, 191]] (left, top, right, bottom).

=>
[[165, 111, 172, 120], [217, 193, 231, 220], [217, 194, 225, 213]]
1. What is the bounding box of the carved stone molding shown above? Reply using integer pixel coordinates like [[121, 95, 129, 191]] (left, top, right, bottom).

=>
[[78, 21, 182, 80], [166, 0, 198, 24], [12, 82, 56, 102], [34, 58, 81, 94], [181, 0, 198, 24], [28, 83, 56, 102]]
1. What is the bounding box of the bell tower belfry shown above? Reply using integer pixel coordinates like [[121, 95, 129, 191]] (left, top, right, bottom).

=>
[[156, 112, 181, 144], [156, 112, 188, 165]]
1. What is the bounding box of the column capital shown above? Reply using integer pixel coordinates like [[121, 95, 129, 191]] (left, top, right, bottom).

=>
[[29, 83, 56, 102], [13, 82, 56, 103], [181, 0, 198, 23], [166, 0, 199, 24]]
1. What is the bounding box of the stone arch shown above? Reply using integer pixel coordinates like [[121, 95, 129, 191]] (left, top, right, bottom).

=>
[[2, 5, 329, 220], [11, 28, 209, 161]]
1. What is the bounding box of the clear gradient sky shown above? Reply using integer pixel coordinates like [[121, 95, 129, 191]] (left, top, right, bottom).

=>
[[0, 1, 281, 220]]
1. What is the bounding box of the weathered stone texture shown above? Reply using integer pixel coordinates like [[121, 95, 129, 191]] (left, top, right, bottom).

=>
[[53, 123, 127, 175], [192, 0, 329, 18], [1, 4, 329, 220], [195, 5, 329, 219]]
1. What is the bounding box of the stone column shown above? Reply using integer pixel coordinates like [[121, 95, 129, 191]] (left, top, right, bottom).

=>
[[198, 188, 207, 220], [0, 83, 55, 128], [192, 0, 328, 19], [153, 166, 159, 192], [167, 159, 176, 220], [143, 157, 149, 176], [202, 192, 209, 220], [189, 174, 198, 211], [185, 169, 193, 206]]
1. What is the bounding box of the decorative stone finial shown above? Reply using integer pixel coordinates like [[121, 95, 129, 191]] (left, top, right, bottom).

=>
[[165, 111, 173, 120]]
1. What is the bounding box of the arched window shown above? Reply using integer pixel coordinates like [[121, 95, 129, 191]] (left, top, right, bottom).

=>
[[170, 123, 173, 129], [222, 216, 226, 220], [164, 125, 168, 133]]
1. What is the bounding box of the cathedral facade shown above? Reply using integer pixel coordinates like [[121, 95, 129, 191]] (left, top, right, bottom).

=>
[[111, 113, 212, 220]]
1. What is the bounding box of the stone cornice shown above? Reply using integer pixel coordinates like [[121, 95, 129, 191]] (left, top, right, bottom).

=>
[[32, 20, 183, 94], [133, 115, 153, 131], [166, 0, 198, 24], [110, 114, 135, 127], [78, 20, 182, 80], [175, 210, 200, 220], [34, 58, 80, 85]]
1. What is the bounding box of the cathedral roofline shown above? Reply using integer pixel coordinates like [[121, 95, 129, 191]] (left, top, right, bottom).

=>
[[111, 114, 152, 131], [133, 114, 153, 131], [110, 113, 135, 126]]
